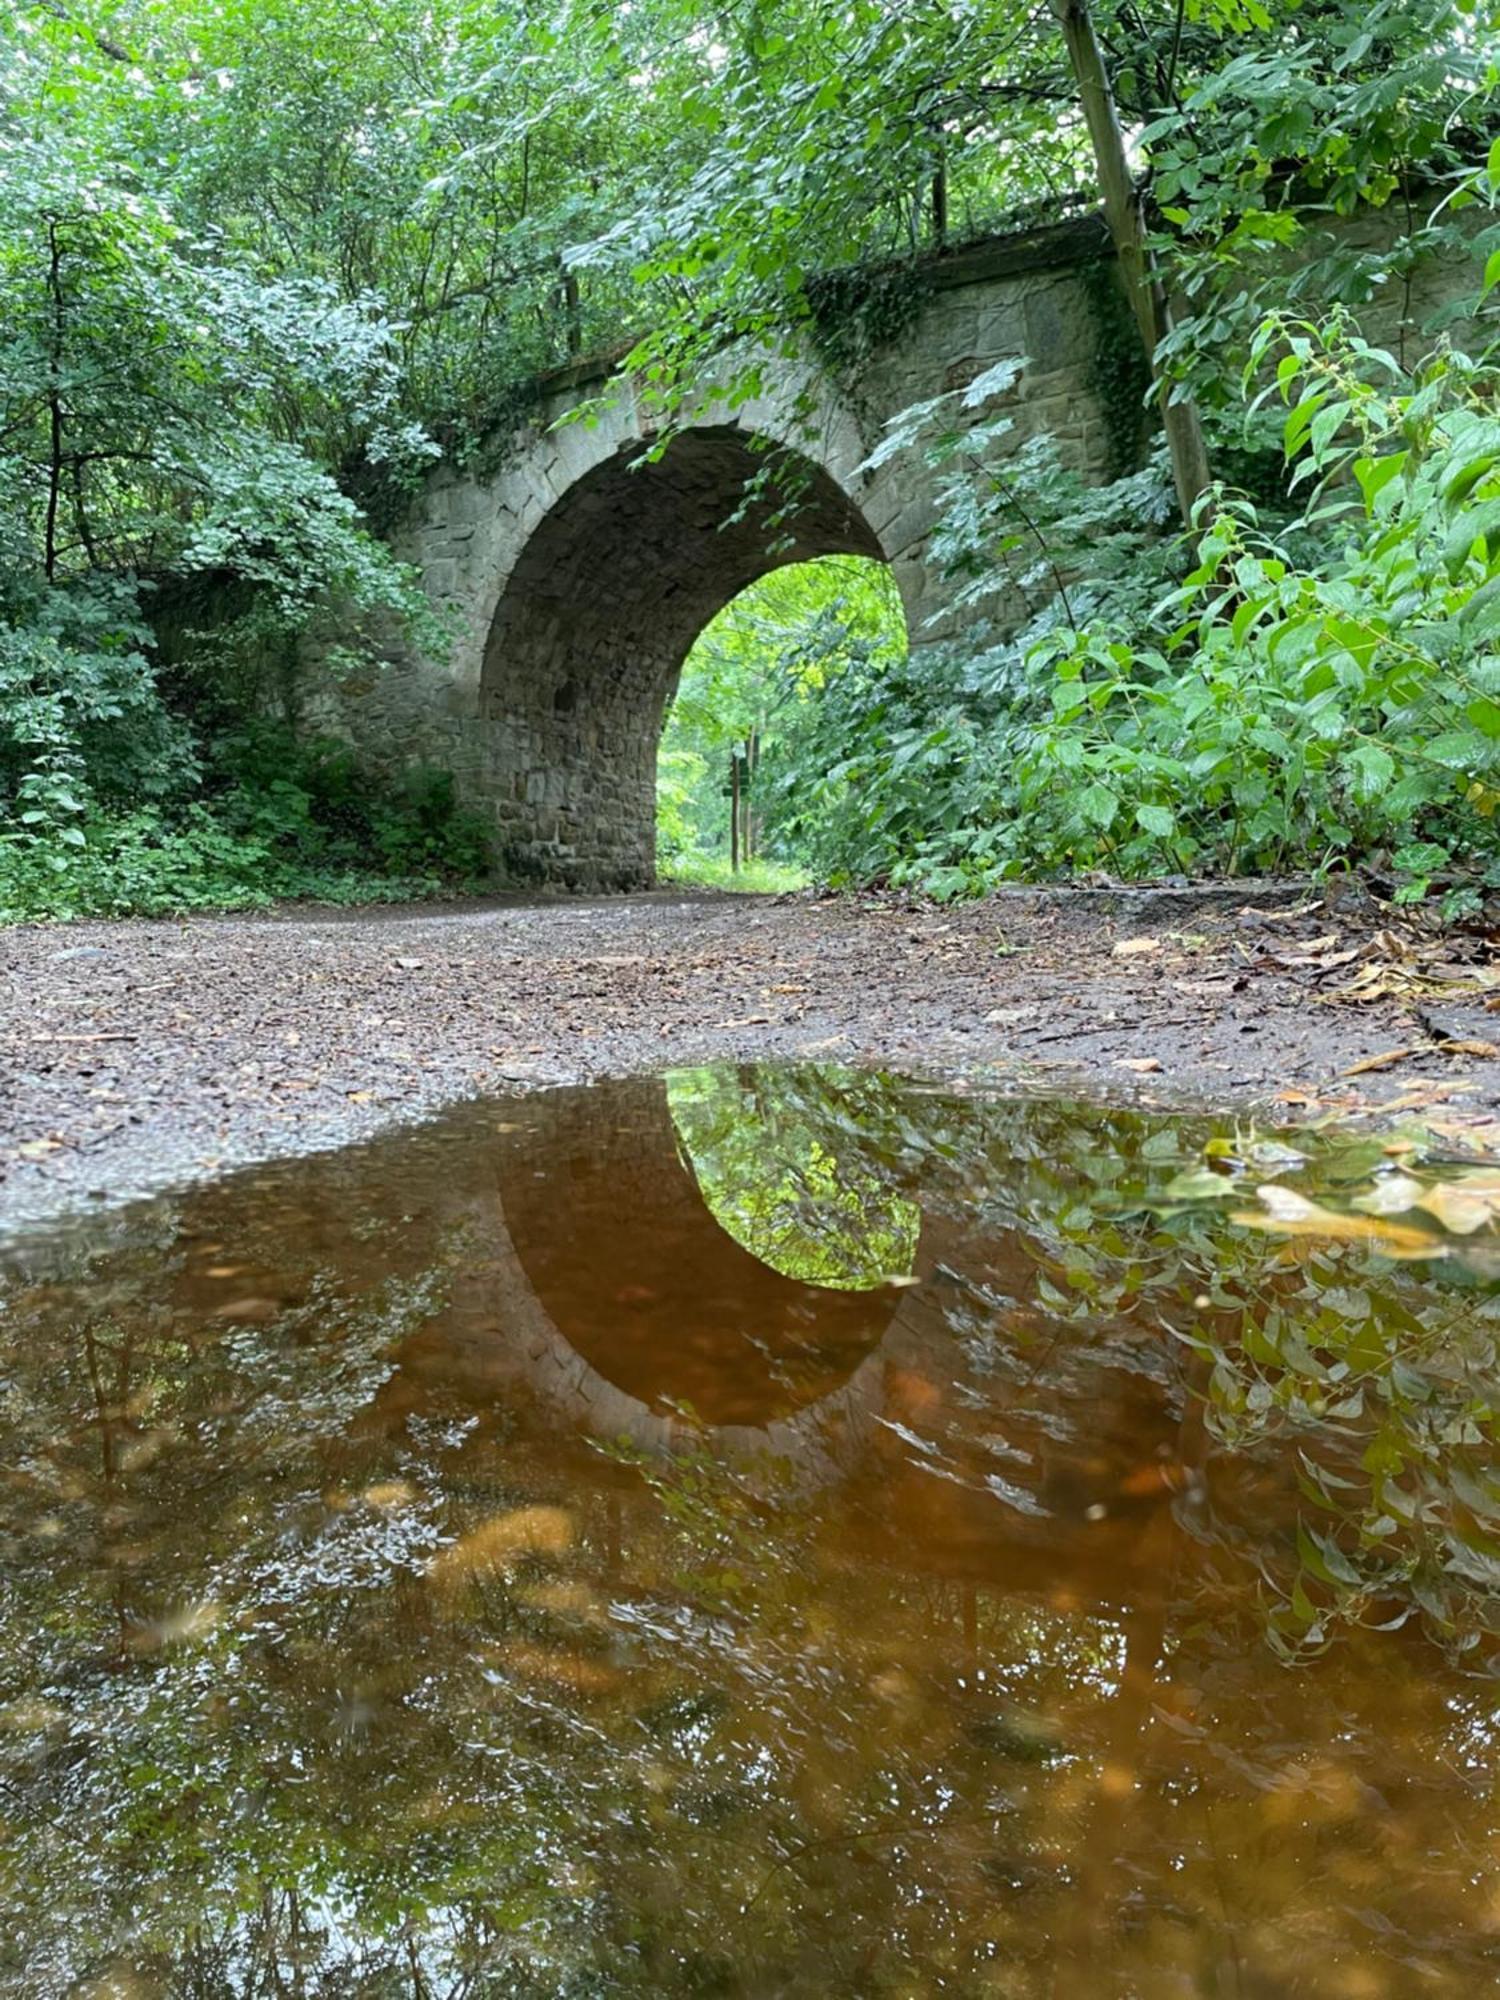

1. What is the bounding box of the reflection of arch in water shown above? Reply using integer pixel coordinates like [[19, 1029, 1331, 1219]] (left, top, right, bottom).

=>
[[389, 1073, 1197, 1587], [428, 1074, 949, 1485]]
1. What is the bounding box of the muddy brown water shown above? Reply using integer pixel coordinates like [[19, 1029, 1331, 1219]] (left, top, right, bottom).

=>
[[0, 1064, 1496, 1997]]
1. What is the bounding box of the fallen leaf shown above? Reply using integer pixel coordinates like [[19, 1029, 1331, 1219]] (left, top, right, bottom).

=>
[[1438, 1038, 1499, 1058], [1246, 1139, 1308, 1170], [1326, 953, 1500, 1006], [1341, 1048, 1414, 1077], [493, 1642, 618, 1696], [1413, 1114, 1500, 1157], [1233, 1184, 1443, 1258], [1163, 1166, 1236, 1201], [1247, 900, 1326, 923], [428, 1505, 575, 1590], [211, 1296, 282, 1324], [1115, 1056, 1163, 1073], [514, 1578, 607, 1622], [1376, 1081, 1475, 1113], [1112, 937, 1161, 958], [1414, 1184, 1496, 1234], [1351, 1174, 1425, 1217]]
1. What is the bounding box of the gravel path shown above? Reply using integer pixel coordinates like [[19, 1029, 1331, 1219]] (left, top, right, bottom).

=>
[[2, 883, 1497, 1228]]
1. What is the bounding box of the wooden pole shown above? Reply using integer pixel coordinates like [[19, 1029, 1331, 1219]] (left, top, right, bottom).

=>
[[744, 731, 758, 862]]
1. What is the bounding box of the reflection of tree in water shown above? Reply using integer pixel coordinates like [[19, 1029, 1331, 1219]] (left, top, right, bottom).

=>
[[667, 1064, 921, 1288], [0, 1071, 1496, 1994]]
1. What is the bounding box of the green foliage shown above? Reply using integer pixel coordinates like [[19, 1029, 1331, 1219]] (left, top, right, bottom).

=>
[[1008, 311, 1500, 895], [658, 852, 809, 895], [753, 205, 1500, 902], [755, 410, 1183, 897], [1079, 258, 1155, 480], [805, 259, 936, 405], [0, 716, 490, 922], [0, 579, 196, 844], [0, 3, 474, 917], [657, 556, 906, 873], [667, 1065, 921, 1286], [0, 573, 485, 921], [5, 0, 1500, 912]]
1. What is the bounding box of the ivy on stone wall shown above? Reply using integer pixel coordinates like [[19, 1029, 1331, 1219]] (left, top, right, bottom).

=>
[[1078, 257, 1154, 480], [806, 260, 937, 423]]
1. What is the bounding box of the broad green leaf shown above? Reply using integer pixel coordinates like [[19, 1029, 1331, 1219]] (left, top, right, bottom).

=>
[[1348, 743, 1394, 802], [1079, 782, 1118, 829]]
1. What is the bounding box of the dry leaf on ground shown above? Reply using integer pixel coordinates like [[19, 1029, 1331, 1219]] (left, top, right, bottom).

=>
[[1232, 1184, 1445, 1258], [1342, 1048, 1415, 1077]]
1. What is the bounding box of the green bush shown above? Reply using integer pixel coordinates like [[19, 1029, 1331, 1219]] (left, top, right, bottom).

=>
[[770, 284, 1500, 906], [216, 725, 492, 880], [0, 580, 197, 842], [0, 699, 492, 925], [1006, 318, 1500, 905]]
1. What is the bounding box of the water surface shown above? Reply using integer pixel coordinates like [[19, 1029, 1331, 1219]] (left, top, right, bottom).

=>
[[0, 1065, 1497, 1997]]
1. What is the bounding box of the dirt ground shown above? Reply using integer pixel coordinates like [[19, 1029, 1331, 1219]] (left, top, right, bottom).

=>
[[2, 880, 1498, 1228]]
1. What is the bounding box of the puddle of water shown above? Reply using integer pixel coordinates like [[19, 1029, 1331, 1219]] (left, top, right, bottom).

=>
[[0, 1064, 1497, 1997]]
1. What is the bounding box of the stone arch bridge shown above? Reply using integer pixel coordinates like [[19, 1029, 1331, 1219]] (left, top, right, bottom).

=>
[[318, 210, 1462, 890]]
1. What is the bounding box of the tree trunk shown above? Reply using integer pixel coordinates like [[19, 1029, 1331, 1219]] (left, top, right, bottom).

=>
[[1045, 0, 1213, 532], [44, 218, 65, 581]]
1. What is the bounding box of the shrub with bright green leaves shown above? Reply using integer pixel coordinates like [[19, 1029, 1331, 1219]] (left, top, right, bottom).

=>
[[0, 579, 198, 862], [1009, 315, 1500, 903], [772, 251, 1499, 904], [0, 701, 492, 924]]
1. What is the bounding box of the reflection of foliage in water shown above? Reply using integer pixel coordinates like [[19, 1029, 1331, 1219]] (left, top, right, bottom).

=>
[[961, 1110, 1500, 1665], [666, 1063, 920, 1289], [0, 1071, 1496, 1993], [670, 1076, 1500, 1665]]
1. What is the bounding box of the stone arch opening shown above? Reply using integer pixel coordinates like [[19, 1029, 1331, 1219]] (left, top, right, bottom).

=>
[[658, 552, 906, 879], [479, 424, 894, 889]]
